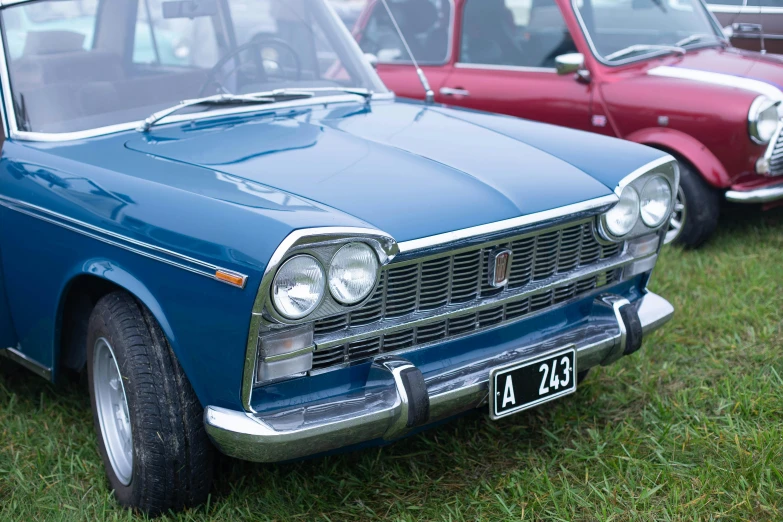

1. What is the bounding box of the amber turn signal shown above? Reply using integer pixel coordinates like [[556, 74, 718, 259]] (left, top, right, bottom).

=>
[[215, 270, 247, 289]]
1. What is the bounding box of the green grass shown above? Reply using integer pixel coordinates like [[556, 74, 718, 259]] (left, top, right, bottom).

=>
[[1, 207, 782, 521]]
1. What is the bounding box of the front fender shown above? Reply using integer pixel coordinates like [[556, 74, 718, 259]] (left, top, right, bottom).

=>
[[52, 257, 251, 409], [625, 127, 730, 188]]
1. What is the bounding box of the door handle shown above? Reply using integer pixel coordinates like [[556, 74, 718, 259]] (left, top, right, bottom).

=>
[[440, 87, 470, 97]]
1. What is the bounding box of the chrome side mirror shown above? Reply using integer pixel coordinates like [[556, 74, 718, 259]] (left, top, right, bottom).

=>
[[555, 53, 584, 76], [364, 53, 379, 69]]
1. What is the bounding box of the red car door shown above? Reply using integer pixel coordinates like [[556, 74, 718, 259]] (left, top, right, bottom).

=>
[[353, 0, 455, 102], [440, 0, 595, 132]]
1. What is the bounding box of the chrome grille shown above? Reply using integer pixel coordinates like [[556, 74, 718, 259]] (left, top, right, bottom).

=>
[[312, 269, 619, 370], [768, 129, 783, 176], [311, 220, 623, 371]]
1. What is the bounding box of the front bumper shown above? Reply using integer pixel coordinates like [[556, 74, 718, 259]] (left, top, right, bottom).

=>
[[205, 291, 673, 463], [726, 181, 783, 204]]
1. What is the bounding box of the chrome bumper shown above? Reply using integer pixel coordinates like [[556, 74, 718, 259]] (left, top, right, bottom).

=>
[[726, 182, 783, 204], [205, 292, 673, 463]]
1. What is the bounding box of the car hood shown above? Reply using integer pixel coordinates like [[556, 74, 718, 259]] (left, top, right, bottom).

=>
[[124, 101, 631, 242], [647, 47, 783, 99]]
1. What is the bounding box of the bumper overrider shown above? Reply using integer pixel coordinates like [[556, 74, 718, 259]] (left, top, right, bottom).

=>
[[205, 291, 673, 462]]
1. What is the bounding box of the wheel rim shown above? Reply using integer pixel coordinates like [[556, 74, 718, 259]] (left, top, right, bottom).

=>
[[665, 186, 687, 245], [93, 338, 133, 486]]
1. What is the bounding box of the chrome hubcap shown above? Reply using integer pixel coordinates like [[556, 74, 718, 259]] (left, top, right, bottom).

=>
[[93, 338, 133, 486], [665, 186, 686, 245]]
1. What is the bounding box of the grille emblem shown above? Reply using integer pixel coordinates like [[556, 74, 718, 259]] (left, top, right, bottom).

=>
[[489, 249, 512, 288]]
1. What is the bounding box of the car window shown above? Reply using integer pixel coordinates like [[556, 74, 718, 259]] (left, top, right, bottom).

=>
[[747, 0, 783, 6], [134, 0, 220, 67], [356, 0, 452, 64], [1, 0, 386, 135], [460, 0, 577, 68], [706, 0, 744, 5], [2, 0, 97, 59]]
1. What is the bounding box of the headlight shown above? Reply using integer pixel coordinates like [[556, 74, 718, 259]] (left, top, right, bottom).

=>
[[639, 176, 672, 227], [604, 186, 640, 237], [748, 96, 780, 144], [272, 255, 325, 319], [328, 243, 379, 305]]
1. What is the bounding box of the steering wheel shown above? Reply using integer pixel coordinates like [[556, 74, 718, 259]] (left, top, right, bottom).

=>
[[199, 37, 303, 97]]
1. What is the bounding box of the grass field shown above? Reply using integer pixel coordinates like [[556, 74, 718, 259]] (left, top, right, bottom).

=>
[[1, 206, 781, 521]]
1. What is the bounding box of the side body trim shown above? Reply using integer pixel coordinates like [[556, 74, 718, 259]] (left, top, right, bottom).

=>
[[0, 346, 52, 380], [647, 66, 783, 101], [0, 195, 248, 288]]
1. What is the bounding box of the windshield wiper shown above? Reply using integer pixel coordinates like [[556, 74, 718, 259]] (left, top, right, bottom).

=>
[[137, 90, 315, 132], [674, 33, 725, 48], [604, 44, 685, 62]]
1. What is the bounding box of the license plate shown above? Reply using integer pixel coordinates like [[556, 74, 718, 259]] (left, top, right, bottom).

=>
[[489, 347, 577, 420]]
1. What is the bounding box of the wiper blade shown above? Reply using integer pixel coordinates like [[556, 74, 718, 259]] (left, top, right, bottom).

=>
[[303, 87, 374, 99], [137, 90, 315, 132], [605, 44, 685, 62], [674, 33, 724, 48]]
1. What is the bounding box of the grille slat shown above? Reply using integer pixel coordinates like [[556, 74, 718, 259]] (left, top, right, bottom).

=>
[[768, 130, 783, 175], [312, 221, 625, 370], [312, 273, 617, 370]]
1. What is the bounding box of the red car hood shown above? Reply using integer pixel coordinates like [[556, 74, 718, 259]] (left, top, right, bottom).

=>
[[646, 47, 783, 99]]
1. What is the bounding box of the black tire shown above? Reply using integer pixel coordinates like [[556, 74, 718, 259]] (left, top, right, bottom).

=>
[[86, 291, 213, 516], [577, 369, 590, 385], [668, 160, 720, 248]]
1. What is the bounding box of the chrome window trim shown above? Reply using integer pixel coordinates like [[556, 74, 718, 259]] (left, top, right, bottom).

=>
[[571, 0, 727, 67], [368, 0, 456, 66], [0, 194, 249, 287], [397, 194, 618, 253], [454, 63, 558, 73], [709, 3, 783, 13]]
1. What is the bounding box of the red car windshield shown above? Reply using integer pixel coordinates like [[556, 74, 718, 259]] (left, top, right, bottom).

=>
[[574, 0, 724, 63]]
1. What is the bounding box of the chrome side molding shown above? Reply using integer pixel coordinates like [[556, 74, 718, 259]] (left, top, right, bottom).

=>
[[0, 346, 52, 380]]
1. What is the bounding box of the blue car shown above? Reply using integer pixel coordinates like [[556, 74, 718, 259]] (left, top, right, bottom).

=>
[[0, 0, 677, 515]]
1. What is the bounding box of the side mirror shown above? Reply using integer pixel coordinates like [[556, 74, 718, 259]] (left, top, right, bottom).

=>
[[555, 53, 584, 76], [364, 53, 379, 69]]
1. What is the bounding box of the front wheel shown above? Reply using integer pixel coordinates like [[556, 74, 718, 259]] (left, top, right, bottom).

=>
[[87, 292, 214, 515], [665, 160, 720, 248]]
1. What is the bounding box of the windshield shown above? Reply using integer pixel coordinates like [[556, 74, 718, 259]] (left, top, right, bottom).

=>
[[0, 0, 386, 135], [574, 0, 723, 63]]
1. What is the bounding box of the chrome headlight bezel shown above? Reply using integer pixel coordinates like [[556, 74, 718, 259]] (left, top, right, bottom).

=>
[[748, 96, 781, 145], [328, 242, 381, 305], [598, 157, 680, 243], [639, 175, 673, 227], [271, 255, 327, 320], [265, 230, 395, 324]]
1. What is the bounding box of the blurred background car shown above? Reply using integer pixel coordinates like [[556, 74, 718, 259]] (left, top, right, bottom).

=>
[[706, 0, 783, 55], [351, 0, 783, 248], [330, 0, 368, 30]]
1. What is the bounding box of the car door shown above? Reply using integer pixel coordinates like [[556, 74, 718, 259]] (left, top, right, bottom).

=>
[[709, 0, 783, 54], [439, 0, 593, 132], [353, 0, 455, 101], [0, 71, 22, 354]]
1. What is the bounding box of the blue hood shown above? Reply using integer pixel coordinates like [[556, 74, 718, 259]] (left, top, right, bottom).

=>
[[123, 100, 662, 242]]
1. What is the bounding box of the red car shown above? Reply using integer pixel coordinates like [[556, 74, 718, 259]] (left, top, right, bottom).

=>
[[352, 0, 783, 247]]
